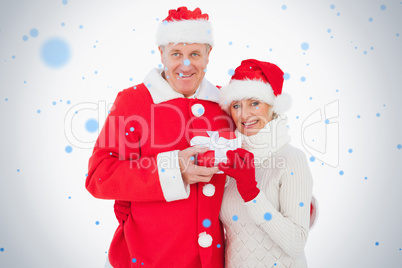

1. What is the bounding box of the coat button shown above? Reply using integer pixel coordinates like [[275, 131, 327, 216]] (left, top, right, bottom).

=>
[[191, 103, 205, 117], [202, 184, 215, 197], [198, 232, 213, 248]]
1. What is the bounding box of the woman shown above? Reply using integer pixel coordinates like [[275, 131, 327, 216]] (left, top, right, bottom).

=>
[[218, 59, 316, 268]]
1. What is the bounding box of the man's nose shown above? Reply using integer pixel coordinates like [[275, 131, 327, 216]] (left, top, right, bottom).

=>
[[180, 58, 191, 69]]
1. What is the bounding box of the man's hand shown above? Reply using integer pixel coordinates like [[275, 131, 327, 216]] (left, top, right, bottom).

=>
[[178, 146, 219, 184]]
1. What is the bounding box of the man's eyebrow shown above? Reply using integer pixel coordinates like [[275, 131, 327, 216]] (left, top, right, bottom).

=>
[[170, 49, 202, 54]]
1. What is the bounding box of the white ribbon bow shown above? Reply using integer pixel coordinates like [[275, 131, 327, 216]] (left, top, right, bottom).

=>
[[190, 131, 242, 166]]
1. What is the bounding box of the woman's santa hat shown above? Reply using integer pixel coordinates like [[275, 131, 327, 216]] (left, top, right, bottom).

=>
[[156, 7, 214, 46], [219, 59, 292, 114]]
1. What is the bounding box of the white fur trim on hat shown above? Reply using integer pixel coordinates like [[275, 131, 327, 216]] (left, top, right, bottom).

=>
[[219, 79, 291, 114], [273, 92, 292, 114], [156, 19, 214, 46]]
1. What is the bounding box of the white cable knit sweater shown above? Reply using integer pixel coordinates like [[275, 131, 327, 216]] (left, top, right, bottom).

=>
[[220, 118, 313, 268]]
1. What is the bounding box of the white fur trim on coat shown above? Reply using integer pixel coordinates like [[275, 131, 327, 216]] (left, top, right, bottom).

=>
[[143, 68, 220, 104], [219, 79, 291, 114], [156, 19, 214, 46], [157, 150, 190, 202]]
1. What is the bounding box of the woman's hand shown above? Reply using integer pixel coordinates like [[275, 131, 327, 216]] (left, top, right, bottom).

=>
[[218, 148, 260, 202]]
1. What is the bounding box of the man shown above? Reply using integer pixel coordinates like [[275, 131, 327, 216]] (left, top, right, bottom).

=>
[[86, 7, 234, 268]]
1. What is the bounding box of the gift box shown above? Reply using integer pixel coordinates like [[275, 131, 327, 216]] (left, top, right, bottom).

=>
[[190, 131, 242, 167]]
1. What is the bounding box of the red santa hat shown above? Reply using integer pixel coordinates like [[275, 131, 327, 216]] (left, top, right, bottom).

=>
[[219, 59, 292, 114], [156, 6, 214, 46]]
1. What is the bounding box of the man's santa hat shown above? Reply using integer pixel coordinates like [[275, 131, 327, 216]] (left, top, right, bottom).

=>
[[219, 59, 292, 114], [156, 6, 214, 46]]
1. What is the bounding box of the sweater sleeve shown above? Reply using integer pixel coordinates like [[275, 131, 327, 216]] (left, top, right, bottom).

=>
[[85, 87, 189, 202], [244, 147, 313, 258]]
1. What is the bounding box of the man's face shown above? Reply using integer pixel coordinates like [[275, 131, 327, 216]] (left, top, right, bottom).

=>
[[159, 43, 212, 97]]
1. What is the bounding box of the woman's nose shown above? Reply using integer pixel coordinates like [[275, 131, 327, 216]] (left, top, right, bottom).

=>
[[240, 106, 251, 120]]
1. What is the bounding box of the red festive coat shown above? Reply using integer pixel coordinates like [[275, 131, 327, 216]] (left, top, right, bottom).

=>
[[86, 69, 235, 268]]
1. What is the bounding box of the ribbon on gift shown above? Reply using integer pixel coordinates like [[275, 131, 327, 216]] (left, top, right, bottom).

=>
[[190, 131, 242, 167]]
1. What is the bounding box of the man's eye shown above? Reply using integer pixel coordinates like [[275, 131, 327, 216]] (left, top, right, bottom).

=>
[[233, 104, 240, 109], [172, 53, 180, 57], [191, 53, 199, 57], [251, 101, 259, 106]]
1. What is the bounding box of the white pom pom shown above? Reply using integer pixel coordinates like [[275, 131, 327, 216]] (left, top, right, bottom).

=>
[[202, 184, 215, 197], [198, 232, 213, 248], [273, 93, 292, 114]]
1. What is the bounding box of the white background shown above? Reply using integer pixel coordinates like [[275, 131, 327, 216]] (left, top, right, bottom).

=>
[[0, 0, 401, 267]]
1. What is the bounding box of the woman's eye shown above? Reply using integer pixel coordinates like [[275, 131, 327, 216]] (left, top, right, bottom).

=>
[[251, 101, 259, 106], [233, 104, 240, 109]]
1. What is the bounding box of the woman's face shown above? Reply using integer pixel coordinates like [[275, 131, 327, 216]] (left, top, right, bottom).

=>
[[230, 99, 273, 136]]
